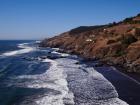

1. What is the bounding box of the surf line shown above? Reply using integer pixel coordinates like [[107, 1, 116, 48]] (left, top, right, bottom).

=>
[[111, 66, 140, 86], [1, 43, 35, 56], [35, 58, 75, 105]]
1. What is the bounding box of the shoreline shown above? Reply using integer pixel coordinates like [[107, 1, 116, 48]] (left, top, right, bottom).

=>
[[79, 59, 140, 105], [81, 57, 140, 84], [58, 48, 140, 80], [115, 66, 140, 83], [94, 66, 140, 105], [64, 50, 140, 105], [40, 47, 140, 104]]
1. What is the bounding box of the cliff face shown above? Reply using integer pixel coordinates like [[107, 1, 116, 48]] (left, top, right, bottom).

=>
[[40, 14, 140, 73]]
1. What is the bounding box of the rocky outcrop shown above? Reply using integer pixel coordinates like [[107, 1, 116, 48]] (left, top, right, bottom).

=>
[[40, 14, 140, 73]]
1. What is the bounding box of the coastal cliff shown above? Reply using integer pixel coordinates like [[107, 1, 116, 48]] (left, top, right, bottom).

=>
[[40, 14, 140, 73]]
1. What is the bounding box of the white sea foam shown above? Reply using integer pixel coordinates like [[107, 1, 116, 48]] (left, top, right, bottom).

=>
[[31, 58, 74, 105], [55, 58, 128, 105], [35, 41, 41, 43], [51, 48, 70, 57], [13, 58, 74, 105], [51, 51, 69, 57], [1, 43, 35, 56], [18, 43, 28, 46], [52, 48, 60, 51], [7, 55, 128, 105]]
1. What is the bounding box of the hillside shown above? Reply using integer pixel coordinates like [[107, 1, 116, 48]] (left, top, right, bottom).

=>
[[40, 14, 140, 73]]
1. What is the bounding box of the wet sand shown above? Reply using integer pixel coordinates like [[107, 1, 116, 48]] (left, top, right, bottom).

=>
[[116, 66, 140, 83], [95, 66, 140, 105], [57, 58, 128, 105]]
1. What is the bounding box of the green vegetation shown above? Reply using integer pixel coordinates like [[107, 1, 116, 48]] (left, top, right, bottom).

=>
[[135, 28, 140, 36], [137, 13, 140, 16], [108, 22, 117, 27], [127, 21, 140, 24], [123, 16, 140, 24], [123, 17, 133, 23], [114, 50, 126, 57], [107, 39, 116, 44], [69, 25, 108, 35], [121, 35, 138, 45]]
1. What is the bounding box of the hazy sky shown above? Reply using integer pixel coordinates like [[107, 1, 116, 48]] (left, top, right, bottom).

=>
[[0, 0, 140, 40]]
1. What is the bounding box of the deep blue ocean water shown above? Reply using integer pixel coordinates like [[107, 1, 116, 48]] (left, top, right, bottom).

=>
[[0, 40, 129, 105], [0, 40, 51, 105], [0, 40, 33, 54]]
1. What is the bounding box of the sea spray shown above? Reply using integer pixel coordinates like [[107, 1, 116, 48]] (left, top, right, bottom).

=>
[[1, 43, 35, 56], [14, 58, 74, 105]]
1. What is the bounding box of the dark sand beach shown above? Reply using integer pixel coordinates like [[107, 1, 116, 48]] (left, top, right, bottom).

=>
[[95, 66, 140, 105]]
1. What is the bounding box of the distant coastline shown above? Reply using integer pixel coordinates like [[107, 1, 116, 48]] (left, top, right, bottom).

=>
[[40, 13, 140, 74]]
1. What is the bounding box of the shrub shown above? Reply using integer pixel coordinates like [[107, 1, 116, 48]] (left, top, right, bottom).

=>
[[121, 35, 138, 45], [137, 13, 140, 17], [135, 28, 140, 36], [108, 22, 117, 27], [114, 50, 125, 57], [123, 17, 133, 23], [129, 21, 140, 24], [107, 39, 116, 44]]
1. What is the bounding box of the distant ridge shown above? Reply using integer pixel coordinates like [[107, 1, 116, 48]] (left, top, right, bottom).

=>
[[40, 13, 140, 73]]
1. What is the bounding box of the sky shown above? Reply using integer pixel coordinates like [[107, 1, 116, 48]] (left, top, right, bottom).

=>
[[0, 0, 140, 40]]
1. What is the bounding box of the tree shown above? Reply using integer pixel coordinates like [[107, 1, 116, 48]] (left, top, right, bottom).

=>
[[137, 13, 140, 17]]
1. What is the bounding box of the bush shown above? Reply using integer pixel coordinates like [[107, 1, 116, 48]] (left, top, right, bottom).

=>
[[128, 21, 140, 24], [135, 28, 140, 36], [123, 17, 133, 23], [121, 35, 138, 45], [137, 13, 140, 17], [107, 39, 116, 44], [114, 50, 125, 57]]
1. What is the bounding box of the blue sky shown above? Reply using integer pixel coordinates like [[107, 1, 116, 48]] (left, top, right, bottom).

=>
[[0, 0, 140, 40]]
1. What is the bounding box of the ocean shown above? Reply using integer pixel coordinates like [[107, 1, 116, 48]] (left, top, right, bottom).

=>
[[0, 40, 128, 105]]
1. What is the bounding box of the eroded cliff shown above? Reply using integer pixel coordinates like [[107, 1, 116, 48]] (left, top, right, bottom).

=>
[[40, 14, 140, 73]]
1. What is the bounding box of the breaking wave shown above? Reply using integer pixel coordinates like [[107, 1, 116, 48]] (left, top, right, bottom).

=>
[[0, 41, 128, 105], [9, 58, 74, 105], [8, 57, 128, 105], [1, 43, 35, 57], [55, 58, 128, 105]]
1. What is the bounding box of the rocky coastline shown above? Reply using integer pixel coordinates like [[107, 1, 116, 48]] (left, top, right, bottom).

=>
[[40, 14, 140, 74]]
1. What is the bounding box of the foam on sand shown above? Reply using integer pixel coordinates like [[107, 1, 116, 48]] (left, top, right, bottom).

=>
[[56, 58, 128, 105], [6, 55, 128, 105]]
